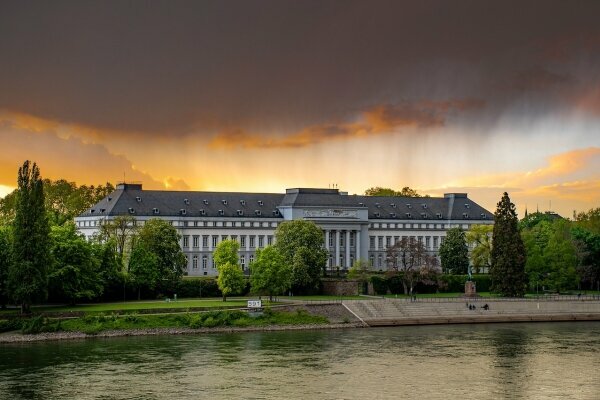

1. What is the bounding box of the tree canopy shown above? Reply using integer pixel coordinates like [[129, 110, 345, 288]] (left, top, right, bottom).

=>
[[466, 224, 493, 273], [386, 237, 439, 295], [129, 218, 187, 295], [8, 161, 51, 313], [250, 245, 291, 300], [490, 192, 527, 297], [48, 223, 103, 305], [364, 186, 424, 197], [213, 239, 240, 269], [217, 262, 245, 301], [274, 220, 328, 293], [439, 228, 469, 274]]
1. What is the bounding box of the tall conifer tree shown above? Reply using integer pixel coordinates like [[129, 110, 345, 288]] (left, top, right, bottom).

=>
[[8, 161, 50, 313], [490, 192, 527, 296]]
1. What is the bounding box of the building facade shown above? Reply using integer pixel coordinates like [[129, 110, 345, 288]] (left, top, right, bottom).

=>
[[75, 183, 494, 276]]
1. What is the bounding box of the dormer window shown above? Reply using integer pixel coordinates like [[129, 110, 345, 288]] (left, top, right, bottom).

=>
[[222, 199, 228, 205], [390, 212, 396, 218], [128, 208, 135, 214], [153, 208, 159, 215], [481, 213, 487, 219], [463, 213, 469, 219], [218, 210, 224, 216], [90, 209, 95, 213], [375, 202, 380, 208], [184, 199, 190, 205], [203, 199, 208, 205], [406, 213, 412, 218], [391, 203, 396, 208], [272, 210, 280, 216], [374, 212, 380, 217], [180, 209, 187, 215], [465, 204, 470, 209], [422, 204, 427, 209], [136, 196, 141, 202], [240, 200, 246, 206], [108, 197, 112, 202], [421, 212, 428, 219], [406, 203, 411, 208], [200, 209, 206, 216], [436, 213, 443, 219], [237, 210, 244, 216], [258, 200, 263, 206], [255, 210, 262, 216], [100, 208, 106, 213], [359, 202, 364, 207]]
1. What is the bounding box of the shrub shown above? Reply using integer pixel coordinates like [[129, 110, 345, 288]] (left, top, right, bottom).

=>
[[0, 319, 23, 333], [21, 315, 46, 334], [370, 275, 388, 295], [176, 278, 222, 298]]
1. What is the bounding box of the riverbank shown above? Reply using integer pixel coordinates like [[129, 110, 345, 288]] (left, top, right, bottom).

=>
[[0, 321, 365, 343], [0, 303, 361, 343]]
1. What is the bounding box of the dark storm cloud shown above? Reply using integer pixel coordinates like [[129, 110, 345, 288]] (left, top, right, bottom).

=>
[[0, 0, 599, 137]]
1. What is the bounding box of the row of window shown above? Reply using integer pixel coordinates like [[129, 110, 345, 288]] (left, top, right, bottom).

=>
[[327, 232, 356, 247], [177, 220, 278, 228], [182, 234, 273, 250], [369, 235, 445, 250], [188, 254, 255, 271], [369, 222, 472, 230]]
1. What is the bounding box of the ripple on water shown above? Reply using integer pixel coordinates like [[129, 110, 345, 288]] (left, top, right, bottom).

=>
[[1, 322, 600, 399]]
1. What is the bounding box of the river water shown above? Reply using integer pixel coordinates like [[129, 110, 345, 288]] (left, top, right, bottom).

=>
[[1, 322, 599, 400]]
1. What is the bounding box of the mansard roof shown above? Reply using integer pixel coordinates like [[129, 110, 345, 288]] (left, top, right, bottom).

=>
[[78, 184, 494, 221]]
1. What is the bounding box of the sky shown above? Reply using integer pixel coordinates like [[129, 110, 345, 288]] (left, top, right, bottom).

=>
[[1, 0, 600, 218]]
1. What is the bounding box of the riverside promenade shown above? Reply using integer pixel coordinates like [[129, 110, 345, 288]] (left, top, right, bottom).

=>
[[341, 296, 600, 327]]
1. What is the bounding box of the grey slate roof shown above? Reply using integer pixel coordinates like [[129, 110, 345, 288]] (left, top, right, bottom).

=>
[[79, 184, 494, 221]]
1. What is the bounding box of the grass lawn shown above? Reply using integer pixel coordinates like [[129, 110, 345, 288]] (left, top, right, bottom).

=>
[[0, 297, 263, 315], [6, 308, 330, 335]]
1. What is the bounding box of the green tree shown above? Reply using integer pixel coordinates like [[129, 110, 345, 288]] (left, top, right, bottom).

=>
[[8, 161, 51, 313], [466, 225, 493, 273], [98, 215, 138, 263], [572, 227, 600, 291], [48, 223, 103, 305], [439, 227, 469, 274], [348, 260, 373, 295], [217, 261, 245, 301], [250, 245, 291, 300], [128, 243, 160, 299], [541, 221, 578, 293], [364, 186, 424, 197], [490, 192, 527, 297], [574, 208, 600, 235], [93, 239, 123, 299], [0, 227, 12, 308], [131, 219, 187, 294], [213, 239, 240, 269], [274, 220, 328, 293]]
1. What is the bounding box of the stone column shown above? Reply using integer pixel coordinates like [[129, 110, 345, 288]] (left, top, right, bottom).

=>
[[356, 230, 361, 261], [245, 235, 250, 251], [325, 230, 330, 250], [335, 230, 340, 267], [345, 230, 350, 269]]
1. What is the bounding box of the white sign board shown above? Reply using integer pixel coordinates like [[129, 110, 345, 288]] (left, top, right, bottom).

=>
[[247, 300, 262, 308]]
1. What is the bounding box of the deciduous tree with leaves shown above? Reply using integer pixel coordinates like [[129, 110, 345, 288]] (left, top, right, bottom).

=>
[[466, 224, 493, 273], [386, 237, 438, 295], [439, 227, 469, 274], [250, 245, 291, 300], [274, 220, 328, 293], [8, 161, 51, 313]]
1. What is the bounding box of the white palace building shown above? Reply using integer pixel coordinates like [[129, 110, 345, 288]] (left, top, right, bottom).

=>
[[75, 183, 494, 276]]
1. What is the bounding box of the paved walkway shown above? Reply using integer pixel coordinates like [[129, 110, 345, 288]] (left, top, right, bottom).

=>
[[342, 298, 600, 326]]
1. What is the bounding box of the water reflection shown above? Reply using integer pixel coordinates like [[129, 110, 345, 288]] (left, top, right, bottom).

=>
[[1, 323, 599, 400]]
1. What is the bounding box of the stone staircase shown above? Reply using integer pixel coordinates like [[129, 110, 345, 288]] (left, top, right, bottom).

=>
[[342, 299, 600, 326]]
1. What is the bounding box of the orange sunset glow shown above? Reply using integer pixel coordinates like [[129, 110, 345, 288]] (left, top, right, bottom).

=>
[[1, 1, 600, 218]]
